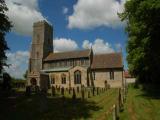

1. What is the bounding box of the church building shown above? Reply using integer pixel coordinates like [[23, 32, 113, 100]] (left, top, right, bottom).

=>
[[27, 21, 124, 90]]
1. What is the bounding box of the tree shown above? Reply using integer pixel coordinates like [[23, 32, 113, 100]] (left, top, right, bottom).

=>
[[23, 70, 28, 80], [0, 0, 12, 73], [2, 72, 12, 90], [119, 0, 160, 86]]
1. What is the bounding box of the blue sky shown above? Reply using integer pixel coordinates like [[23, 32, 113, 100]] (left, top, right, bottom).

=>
[[5, 0, 128, 78]]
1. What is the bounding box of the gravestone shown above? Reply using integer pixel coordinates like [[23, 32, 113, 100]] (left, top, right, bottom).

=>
[[88, 90, 91, 98], [97, 87, 99, 95], [61, 87, 64, 96], [51, 86, 55, 96], [69, 88, 71, 94], [72, 88, 76, 100], [92, 87, 95, 96], [81, 87, 85, 100], [25, 86, 31, 96]]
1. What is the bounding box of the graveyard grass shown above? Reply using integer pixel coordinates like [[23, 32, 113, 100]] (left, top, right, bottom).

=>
[[119, 84, 160, 120], [0, 88, 118, 120]]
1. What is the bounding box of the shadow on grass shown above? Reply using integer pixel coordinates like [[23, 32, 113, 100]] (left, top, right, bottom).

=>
[[0, 90, 101, 120], [130, 84, 160, 99], [138, 90, 160, 99]]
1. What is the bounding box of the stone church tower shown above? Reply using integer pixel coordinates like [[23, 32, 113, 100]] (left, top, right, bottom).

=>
[[27, 21, 53, 87]]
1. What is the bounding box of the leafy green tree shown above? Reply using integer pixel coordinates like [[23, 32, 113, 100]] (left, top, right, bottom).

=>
[[0, 0, 12, 72], [23, 70, 28, 80], [119, 0, 160, 86], [2, 72, 12, 90]]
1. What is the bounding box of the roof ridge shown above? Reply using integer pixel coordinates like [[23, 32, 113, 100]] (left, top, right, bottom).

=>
[[44, 49, 91, 61], [53, 49, 90, 54], [94, 52, 121, 56]]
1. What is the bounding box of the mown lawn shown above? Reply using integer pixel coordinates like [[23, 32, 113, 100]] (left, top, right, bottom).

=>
[[0, 88, 118, 120], [120, 85, 160, 120]]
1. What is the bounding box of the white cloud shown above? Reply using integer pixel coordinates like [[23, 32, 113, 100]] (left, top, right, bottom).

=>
[[6, 0, 46, 35], [4, 51, 29, 79], [54, 38, 78, 52], [82, 38, 114, 54], [63, 7, 69, 14], [115, 43, 122, 52], [68, 0, 126, 29], [82, 40, 92, 49], [3, 38, 115, 78]]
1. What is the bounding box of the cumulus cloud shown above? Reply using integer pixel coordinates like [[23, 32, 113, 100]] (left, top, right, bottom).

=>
[[63, 7, 69, 14], [82, 38, 114, 54], [68, 0, 126, 29], [115, 43, 122, 52], [3, 38, 115, 78], [53, 38, 78, 52], [4, 51, 29, 79], [6, 0, 46, 35]]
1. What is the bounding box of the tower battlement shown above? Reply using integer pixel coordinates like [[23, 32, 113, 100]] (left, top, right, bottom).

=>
[[33, 20, 53, 29]]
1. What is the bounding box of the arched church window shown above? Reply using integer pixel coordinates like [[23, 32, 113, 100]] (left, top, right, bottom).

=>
[[74, 70, 81, 84], [61, 74, 66, 84]]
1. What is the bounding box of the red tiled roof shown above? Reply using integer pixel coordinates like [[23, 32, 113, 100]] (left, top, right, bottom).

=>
[[44, 49, 90, 61], [124, 71, 132, 78], [91, 53, 123, 69]]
